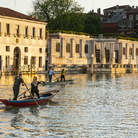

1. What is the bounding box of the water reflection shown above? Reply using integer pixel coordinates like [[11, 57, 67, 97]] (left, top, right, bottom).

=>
[[0, 73, 138, 137]]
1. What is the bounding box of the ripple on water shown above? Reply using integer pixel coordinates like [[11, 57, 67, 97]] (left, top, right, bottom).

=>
[[0, 74, 138, 137]]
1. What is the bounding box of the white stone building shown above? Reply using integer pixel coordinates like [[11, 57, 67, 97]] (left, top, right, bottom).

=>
[[0, 7, 47, 74], [47, 33, 138, 73], [47, 33, 93, 68]]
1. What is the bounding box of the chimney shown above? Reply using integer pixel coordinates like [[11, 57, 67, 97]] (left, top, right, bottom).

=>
[[97, 8, 101, 14], [116, 5, 119, 9], [92, 9, 94, 13]]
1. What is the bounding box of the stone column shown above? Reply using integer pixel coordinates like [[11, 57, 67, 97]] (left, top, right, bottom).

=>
[[81, 39, 85, 58], [119, 43, 123, 64], [111, 43, 115, 64], [72, 38, 76, 64], [70, 38, 73, 58], [60, 38, 63, 58], [62, 38, 66, 59], [101, 42, 106, 64], [79, 39, 82, 58], [91, 40, 96, 64]]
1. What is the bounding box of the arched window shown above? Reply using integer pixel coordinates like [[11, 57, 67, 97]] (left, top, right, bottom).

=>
[[66, 43, 70, 53], [56, 43, 60, 52], [85, 44, 88, 53], [76, 44, 79, 53]]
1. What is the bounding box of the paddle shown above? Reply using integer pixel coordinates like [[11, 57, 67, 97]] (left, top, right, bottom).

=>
[[25, 83, 40, 107], [18, 88, 31, 98], [53, 75, 60, 82]]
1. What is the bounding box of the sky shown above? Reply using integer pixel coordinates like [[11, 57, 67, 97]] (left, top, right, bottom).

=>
[[0, 0, 138, 15]]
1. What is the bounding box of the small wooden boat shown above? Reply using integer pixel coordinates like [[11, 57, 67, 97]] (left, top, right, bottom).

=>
[[0, 90, 59, 107], [44, 79, 76, 85]]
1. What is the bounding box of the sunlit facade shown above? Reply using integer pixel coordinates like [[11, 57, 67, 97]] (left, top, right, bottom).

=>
[[0, 7, 47, 74], [47, 33, 138, 73]]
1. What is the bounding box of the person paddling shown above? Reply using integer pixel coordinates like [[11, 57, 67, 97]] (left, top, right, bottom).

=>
[[49, 68, 56, 82], [31, 76, 42, 99], [61, 69, 65, 82], [13, 72, 25, 100]]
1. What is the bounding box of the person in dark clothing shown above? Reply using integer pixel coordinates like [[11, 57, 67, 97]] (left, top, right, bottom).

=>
[[31, 76, 41, 98], [13, 72, 25, 100], [61, 69, 65, 82]]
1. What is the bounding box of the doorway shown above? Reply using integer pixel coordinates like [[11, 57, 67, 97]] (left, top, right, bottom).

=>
[[13, 47, 21, 71]]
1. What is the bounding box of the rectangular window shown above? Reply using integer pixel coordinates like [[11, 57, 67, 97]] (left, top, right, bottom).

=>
[[6, 24, 10, 35], [24, 47, 28, 52], [129, 48, 132, 55], [128, 22, 132, 27], [39, 28, 42, 38], [32, 27, 35, 37], [39, 57, 42, 67], [129, 15, 133, 20], [39, 48, 42, 53], [95, 49, 100, 63], [25, 26, 28, 37], [136, 48, 138, 56], [56, 43, 60, 52], [106, 50, 110, 63], [123, 47, 125, 55], [31, 57, 36, 65], [85, 45, 88, 53], [6, 46, 10, 52], [136, 15, 138, 20], [16, 25, 19, 36], [76, 44, 79, 53], [66, 43, 70, 53], [115, 51, 119, 63], [24, 56, 28, 65]]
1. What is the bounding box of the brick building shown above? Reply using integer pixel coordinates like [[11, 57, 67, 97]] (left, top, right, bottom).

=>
[[103, 5, 132, 33], [118, 7, 138, 37]]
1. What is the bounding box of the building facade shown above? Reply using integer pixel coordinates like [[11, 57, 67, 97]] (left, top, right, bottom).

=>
[[0, 7, 47, 74], [103, 5, 132, 33], [47, 33, 93, 68], [47, 33, 138, 73]]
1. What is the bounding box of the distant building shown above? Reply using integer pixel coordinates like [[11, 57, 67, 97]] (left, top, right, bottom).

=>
[[0, 7, 47, 74], [103, 5, 132, 33], [118, 7, 138, 37]]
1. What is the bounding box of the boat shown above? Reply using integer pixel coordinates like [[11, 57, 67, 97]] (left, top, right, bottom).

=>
[[43, 79, 76, 85], [0, 90, 59, 107]]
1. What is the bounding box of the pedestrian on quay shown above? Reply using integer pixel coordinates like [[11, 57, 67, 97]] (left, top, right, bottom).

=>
[[13, 72, 25, 100], [61, 69, 65, 82]]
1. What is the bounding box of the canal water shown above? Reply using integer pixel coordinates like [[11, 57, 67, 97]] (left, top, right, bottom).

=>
[[0, 73, 137, 138]]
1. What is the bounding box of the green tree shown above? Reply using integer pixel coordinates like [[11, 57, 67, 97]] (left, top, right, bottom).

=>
[[84, 11, 103, 35], [32, 0, 84, 30]]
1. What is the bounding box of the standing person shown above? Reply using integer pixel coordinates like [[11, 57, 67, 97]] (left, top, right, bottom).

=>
[[49, 68, 55, 82], [61, 69, 65, 82], [31, 76, 41, 98], [13, 72, 25, 100]]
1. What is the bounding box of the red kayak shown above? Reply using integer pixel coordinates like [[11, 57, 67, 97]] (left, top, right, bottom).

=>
[[0, 90, 59, 107]]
